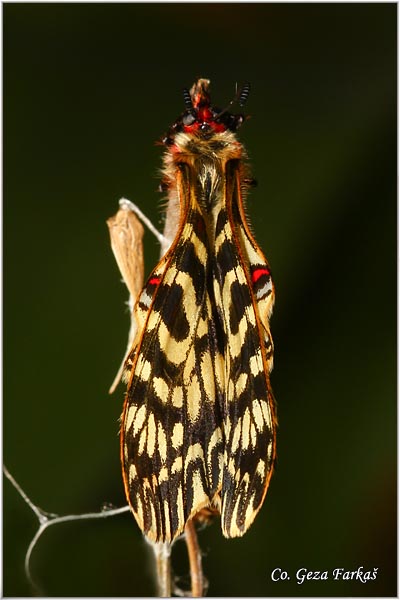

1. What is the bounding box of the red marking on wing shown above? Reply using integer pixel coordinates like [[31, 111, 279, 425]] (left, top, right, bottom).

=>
[[251, 267, 270, 284], [148, 276, 161, 286]]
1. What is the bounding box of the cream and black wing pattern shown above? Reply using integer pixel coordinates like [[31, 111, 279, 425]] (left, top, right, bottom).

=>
[[120, 79, 277, 543]]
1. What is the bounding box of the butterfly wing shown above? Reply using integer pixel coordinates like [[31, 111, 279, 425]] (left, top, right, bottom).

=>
[[121, 171, 224, 543], [214, 163, 276, 538]]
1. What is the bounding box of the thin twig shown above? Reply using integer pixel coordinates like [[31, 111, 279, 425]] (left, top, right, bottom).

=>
[[119, 197, 167, 247], [148, 541, 172, 597], [185, 520, 204, 597]]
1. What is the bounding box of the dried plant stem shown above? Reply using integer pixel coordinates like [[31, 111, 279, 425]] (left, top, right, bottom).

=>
[[150, 541, 172, 597], [185, 520, 204, 597]]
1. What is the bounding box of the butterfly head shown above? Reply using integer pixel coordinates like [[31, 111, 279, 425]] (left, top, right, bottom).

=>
[[163, 78, 250, 144]]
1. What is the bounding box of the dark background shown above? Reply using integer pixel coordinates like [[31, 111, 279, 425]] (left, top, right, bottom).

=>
[[3, 3, 396, 597]]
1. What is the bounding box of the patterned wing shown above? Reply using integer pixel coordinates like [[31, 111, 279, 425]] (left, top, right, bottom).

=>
[[214, 163, 276, 538], [121, 175, 224, 543]]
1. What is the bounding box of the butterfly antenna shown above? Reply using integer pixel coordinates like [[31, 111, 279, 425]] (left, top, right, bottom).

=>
[[215, 81, 251, 119], [183, 87, 193, 109], [238, 82, 251, 107]]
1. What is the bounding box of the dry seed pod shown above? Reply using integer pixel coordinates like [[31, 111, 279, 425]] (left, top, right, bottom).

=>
[[107, 205, 145, 393]]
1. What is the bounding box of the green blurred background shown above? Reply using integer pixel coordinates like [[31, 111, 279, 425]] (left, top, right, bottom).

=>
[[3, 3, 396, 597]]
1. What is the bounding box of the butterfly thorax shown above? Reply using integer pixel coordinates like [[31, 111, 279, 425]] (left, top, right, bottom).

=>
[[162, 130, 249, 246]]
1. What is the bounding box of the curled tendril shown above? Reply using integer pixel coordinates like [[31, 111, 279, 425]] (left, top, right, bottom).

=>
[[3, 465, 130, 593]]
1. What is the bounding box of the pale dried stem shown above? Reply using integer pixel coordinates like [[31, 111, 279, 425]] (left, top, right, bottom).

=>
[[149, 541, 172, 597]]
